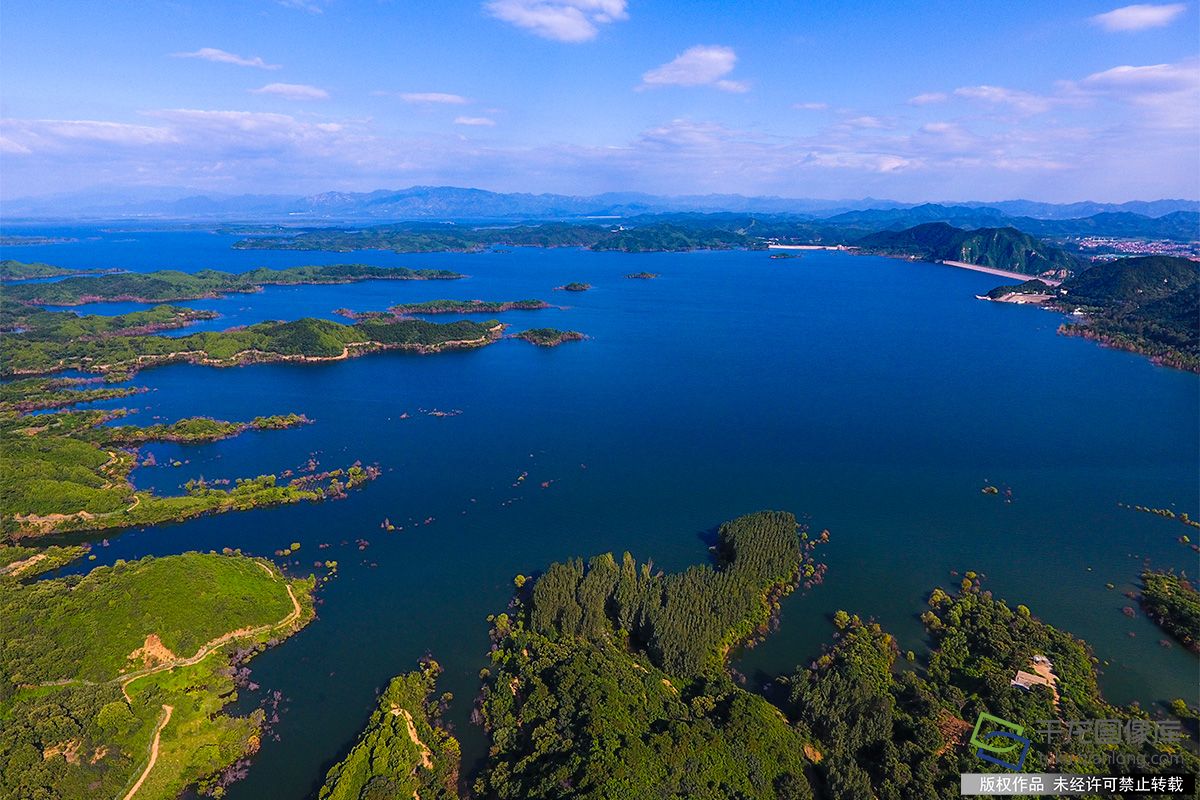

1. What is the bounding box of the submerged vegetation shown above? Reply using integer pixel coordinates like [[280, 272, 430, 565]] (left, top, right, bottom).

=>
[[0, 552, 313, 800], [0, 403, 379, 539]]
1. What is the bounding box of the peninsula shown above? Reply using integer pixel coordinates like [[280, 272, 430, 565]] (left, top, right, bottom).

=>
[[0, 551, 315, 800]]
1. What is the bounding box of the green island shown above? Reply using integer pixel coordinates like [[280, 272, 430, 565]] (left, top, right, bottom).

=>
[[100, 413, 310, 445], [318, 659, 460, 800], [1, 262, 464, 306], [338, 299, 551, 320], [625, 271, 660, 278], [556, 282, 591, 292], [1, 305, 503, 380], [328, 511, 1197, 800], [0, 551, 315, 800], [0, 259, 112, 281], [1054, 256, 1199, 372], [1140, 570, 1200, 653], [512, 328, 586, 347]]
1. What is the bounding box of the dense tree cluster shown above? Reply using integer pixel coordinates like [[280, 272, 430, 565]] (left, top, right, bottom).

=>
[[1053, 256, 1199, 371], [319, 660, 460, 800], [527, 511, 812, 677], [474, 511, 820, 800], [1140, 570, 1200, 652], [786, 584, 1200, 800]]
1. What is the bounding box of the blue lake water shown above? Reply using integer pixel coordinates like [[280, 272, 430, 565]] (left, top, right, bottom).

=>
[[4, 228, 1198, 799]]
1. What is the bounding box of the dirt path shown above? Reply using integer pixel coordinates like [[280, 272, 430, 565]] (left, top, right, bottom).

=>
[[122, 704, 173, 800], [392, 707, 433, 770], [0, 552, 47, 578], [119, 576, 300, 701], [33, 561, 302, 702]]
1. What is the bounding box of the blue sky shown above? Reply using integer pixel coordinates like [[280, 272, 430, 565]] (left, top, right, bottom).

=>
[[1, 0, 1197, 201]]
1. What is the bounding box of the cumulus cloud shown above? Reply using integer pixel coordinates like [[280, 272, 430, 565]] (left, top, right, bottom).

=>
[[399, 92, 469, 105], [172, 47, 280, 70], [908, 92, 948, 105], [1090, 3, 1187, 31], [639, 45, 748, 92], [250, 83, 330, 100], [454, 116, 497, 126], [484, 0, 627, 42], [953, 84, 1053, 114], [793, 102, 829, 111]]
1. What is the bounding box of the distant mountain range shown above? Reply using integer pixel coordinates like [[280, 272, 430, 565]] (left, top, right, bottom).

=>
[[3, 185, 1197, 228]]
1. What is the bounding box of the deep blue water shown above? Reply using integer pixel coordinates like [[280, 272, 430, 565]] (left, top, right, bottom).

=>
[[4, 228, 1198, 799]]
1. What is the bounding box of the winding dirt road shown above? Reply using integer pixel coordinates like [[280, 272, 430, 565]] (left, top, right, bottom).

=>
[[122, 704, 173, 800]]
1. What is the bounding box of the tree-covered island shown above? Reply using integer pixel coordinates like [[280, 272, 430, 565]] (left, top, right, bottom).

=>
[[512, 328, 586, 347]]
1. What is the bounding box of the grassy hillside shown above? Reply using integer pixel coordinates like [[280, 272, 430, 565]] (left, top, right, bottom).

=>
[[0, 553, 314, 800]]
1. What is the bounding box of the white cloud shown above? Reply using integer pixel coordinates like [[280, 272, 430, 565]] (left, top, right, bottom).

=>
[[1090, 3, 1187, 31], [172, 48, 280, 70], [399, 92, 470, 105], [278, 0, 325, 13], [484, 0, 627, 42], [908, 92, 948, 105], [639, 45, 747, 92], [842, 115, 887, 129], [953, 84, 1053, 114], [1071, 58, 1200, 129], [454, 116, 496, 126], [793, 102, 829, 111], [250, 83, 330, 101]]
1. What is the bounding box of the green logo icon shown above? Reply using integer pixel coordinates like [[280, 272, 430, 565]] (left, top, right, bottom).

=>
[[970, 712, 1031, 771]]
